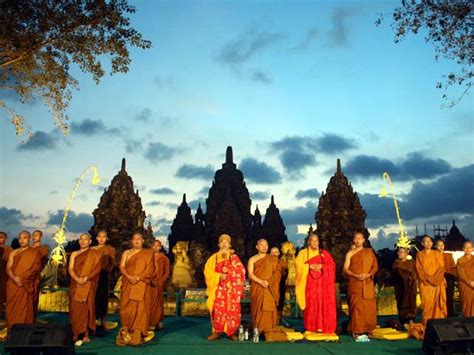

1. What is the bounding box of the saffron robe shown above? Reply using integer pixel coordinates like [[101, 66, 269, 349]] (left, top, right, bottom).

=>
[[250, 255, 281, 332], [416, 250, 447, 325], [150, 252, 170, 327], [277, 258, 288, 314], [345, 248, 379, 334], [33, 244, 49, 316], [94, 245, 116, 319], [457, 255, 474, 317], [69, 249, 102, 337], [0, 245, 13, 319], [204, 251, 245, 336], [6, 247, 42, 331], [442, 252, 457, 317], [118, 249, 155, 346], [295, 248, 337, 333], [392, 259, 417, 323]]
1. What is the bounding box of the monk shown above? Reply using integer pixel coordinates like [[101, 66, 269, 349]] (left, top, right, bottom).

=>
[[343, 232, 379, 339], [435, 239, 457, 317], [6, 231, 42, 332], [68, 233, 102, 343], [32, 230, 49, 317], [271, 247, 287, 321], [204, 234, 246, 341], [456, 241, 474, 317], [149, 239, 170, 331], [116, 232, 155, 346], [248, 239, 281, 334], [0, 231, 13, 320], [416, 236, 447, 325], [392, 247, 417, 325], [296, 233, 337, 334], [92, 230, 116, 330]]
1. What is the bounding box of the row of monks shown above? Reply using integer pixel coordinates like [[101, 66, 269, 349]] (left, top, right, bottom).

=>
[[0, 230, 473, 346]]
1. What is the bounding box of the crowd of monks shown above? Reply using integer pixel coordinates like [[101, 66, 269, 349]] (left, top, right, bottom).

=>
[[0, 229, 472, 346]]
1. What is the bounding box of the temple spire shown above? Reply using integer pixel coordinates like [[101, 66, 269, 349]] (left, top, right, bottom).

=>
[[182, 193, 187, 204], [121, 158, 126, 172], [336, 158, 341, 174], [226, 146, 233, 164], [270, 195, 275, 205]]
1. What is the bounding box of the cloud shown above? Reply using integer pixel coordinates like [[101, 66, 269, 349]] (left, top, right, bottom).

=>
[[125, 139, 143, 154], [189, 199, 205, 210], [291, 28, 319, 51], [251, 191, 270, 200], [295, 188, 320, 199], [280, 201, 316, 226], [146, 201, 163, 206], [134, 108, 152, 122], [144, 142, 181, 163], [250, 70, 272, 84], [216, 30, 287, 67], [0, 207, 38, 236], [175, 164, 215, 180], [328, 7, 351, 47], [70, 118, 121, 136], [150, 187, 176, 195], [17, 130, 57, 151], [239, 158, 282, 184], [344, 152, 451, 181], [47, 210, 93, 233], [197, 186, 210, 196], [315, 133, 357, 154]]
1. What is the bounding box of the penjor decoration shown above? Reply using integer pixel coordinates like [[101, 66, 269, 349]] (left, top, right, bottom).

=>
[[49, 165, 101, 286], [379, 172, 417, 254]]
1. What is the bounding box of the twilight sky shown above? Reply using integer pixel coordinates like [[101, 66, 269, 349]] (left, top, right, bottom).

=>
[[1, 0, 473, 251]]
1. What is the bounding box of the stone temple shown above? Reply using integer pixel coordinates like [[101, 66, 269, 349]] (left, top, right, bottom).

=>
[[89, 158, 154, 254]]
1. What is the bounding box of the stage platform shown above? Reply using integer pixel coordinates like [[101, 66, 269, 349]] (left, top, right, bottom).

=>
[[1, 313, 423, 354]]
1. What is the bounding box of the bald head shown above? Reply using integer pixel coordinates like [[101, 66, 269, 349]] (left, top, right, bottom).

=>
[[256, 238, 269, 254], [270, 247, 280, 257], [18, 230, 31, 248]]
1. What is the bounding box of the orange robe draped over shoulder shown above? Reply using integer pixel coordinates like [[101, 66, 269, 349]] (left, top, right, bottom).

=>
[[150, 252, 170, 327], [392, 259, 417, 323], [6, 247, 42, 331], [119, 249, 155, 345], [69, 249, 102, 337], [94, 245, 116, 319], [250, 255, 281, 332], [33, 245, 49, 316], [416, 250, 447, 325], [0, 245, 13, 318], [345, 248, 378, 334], [457, 255, 474, 317]]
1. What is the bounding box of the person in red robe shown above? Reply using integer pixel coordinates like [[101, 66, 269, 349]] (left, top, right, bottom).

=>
[[295, 233, 337, 334], [204, 234, 246, 341]]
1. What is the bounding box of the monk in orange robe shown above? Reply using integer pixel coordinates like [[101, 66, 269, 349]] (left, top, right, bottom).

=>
[[204, 234, 246, 341], [248, 239, 281, 334], [270, 247, 287, 321], [343, 232, 378, 339], [6, 231, 42, 333], [92, 230, 116, 330], [32, 229, 49, 317], [68, 233, 102, 343], [456, 241, 474, 317], [0, 231, 13, 320], [434, 239, 457, 317], [416, 236, 447, 325], [149, 239, 170, 331], [116, 233, 155, 346], [392, 247, 417, 325]]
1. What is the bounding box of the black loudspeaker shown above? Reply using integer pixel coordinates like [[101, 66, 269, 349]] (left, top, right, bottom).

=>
[[4, 323, 74, 355], [423, 317, 474, 355]]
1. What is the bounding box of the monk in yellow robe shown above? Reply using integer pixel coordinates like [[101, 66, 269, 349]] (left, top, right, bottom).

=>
[[248, 239, 281, 334], [0, 231, 13, 320], [150, 239, 170, 331], [68, 233, 102, 343], [116, 233, 155, 346], [6, 231, 42, 333], [32, 229, 49, 317], [92, 230, 116, 330], [343, 232, 378, 339], [456, 241, 474, 317], [415, 236, 447, 325], [205, 234, 245, 341], [435, 239, 457, 317], [392, 247, 417, 325]]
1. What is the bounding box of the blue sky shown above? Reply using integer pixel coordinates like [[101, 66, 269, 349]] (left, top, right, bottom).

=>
[[1, 0, 473, 251]]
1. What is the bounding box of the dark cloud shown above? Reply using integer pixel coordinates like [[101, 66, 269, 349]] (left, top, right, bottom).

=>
[[144, 142, 181, 163], [150, 187, 176, 195], [146, 201, 163, 207], [295, 188, 320, 199], [239, 158, 282, 184], [166, 203, 179, 210], [370, 229, 399, 251], [280, 201, 316, 226], [279, 150, 316, 177], [135, 108, 152, 122], [17, 130, 57, 151], [328, 8, 350, 47], [189, 199, 205, 210], [250, 70, 272, 84], [216, 30, 287, 67], [125, 139, 143, 154], [0, 207, 37, 236], [250, 191, 270, 200], [47, 210, 93, 233], [70, 118, 121, 136], [175, 164, 214, 180], [315, 133, 357, 154], [345, 152, 451, 181], [291, 28, 319, 51], [197, 186, 210, 196]]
